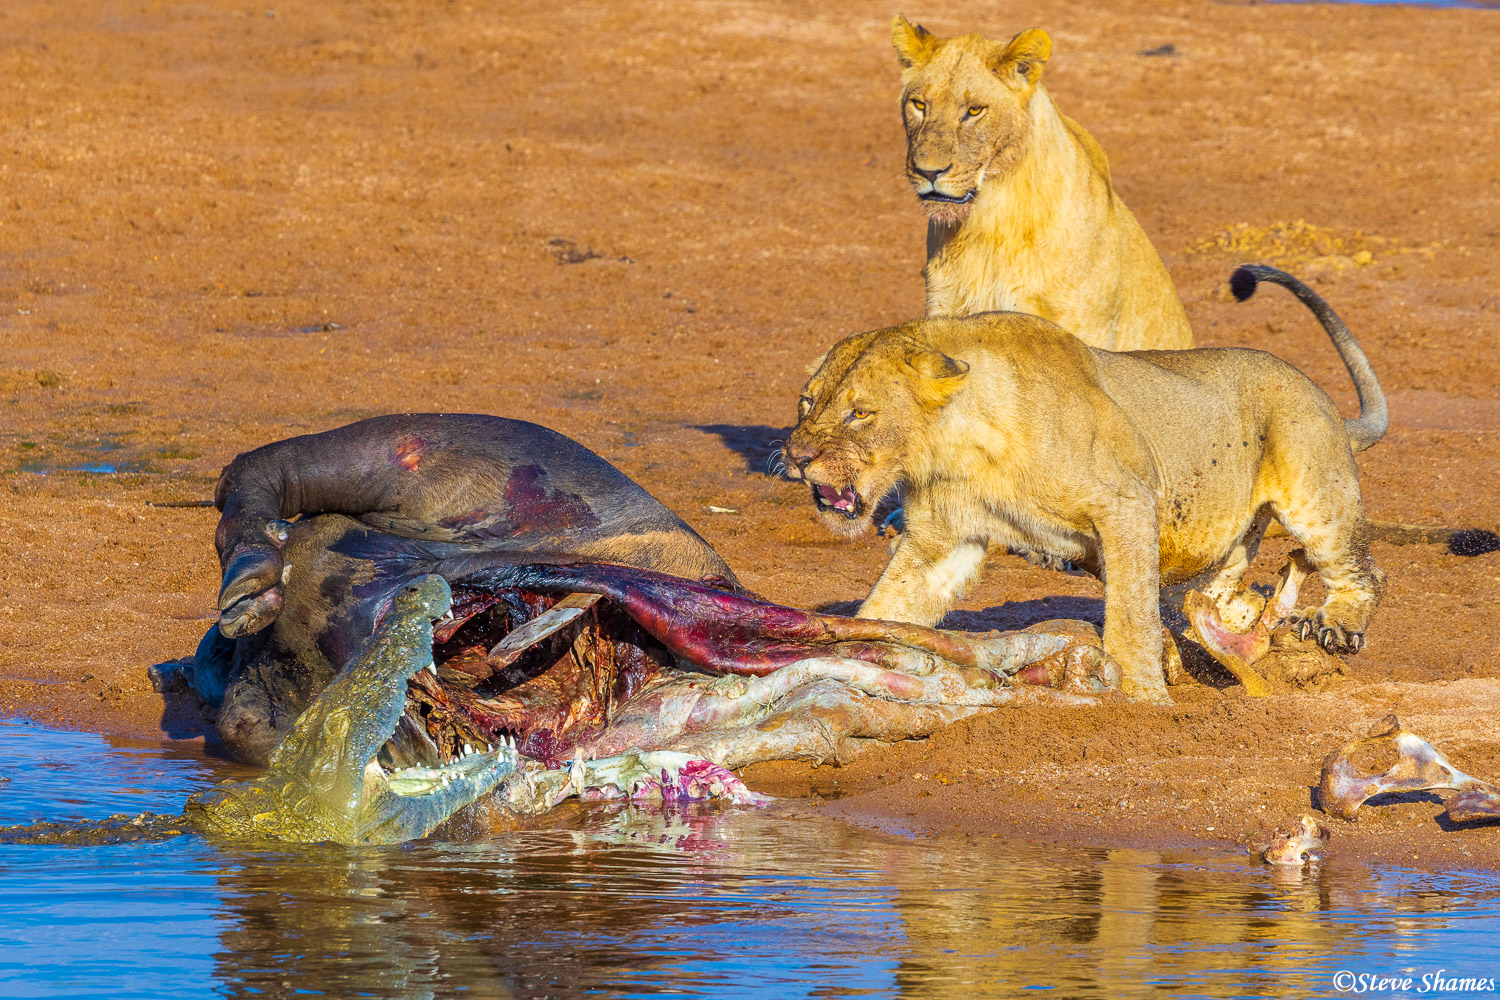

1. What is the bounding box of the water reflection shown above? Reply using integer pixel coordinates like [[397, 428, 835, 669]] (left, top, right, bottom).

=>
[[887, 842, 1498, 998], [2, 722, 1498, 998], [206, 809, 909, 998]]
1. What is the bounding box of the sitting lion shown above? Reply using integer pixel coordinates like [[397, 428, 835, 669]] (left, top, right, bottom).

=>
[[892, 16, 1193, 352], [782, 266, 1387, 702]]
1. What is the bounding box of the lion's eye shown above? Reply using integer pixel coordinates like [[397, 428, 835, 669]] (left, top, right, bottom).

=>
[[909, 98, 926, 113], [848, 408, 872, 422], [798, 395, 814, 418], [966, 105, 986, 118]]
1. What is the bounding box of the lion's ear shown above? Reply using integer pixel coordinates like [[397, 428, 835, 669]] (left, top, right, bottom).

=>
[[906, 351, 970, 407], [892, 15, 938, 69], [992, 27, 1051, 86]]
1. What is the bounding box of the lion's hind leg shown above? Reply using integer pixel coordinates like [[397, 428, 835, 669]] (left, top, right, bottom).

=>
[[1271, 498, 1382, 655], [1196, 508, 1274, 631]]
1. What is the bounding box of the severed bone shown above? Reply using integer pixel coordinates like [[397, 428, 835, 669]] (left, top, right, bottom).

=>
[[1258, 814, 1330, 865], [1183, 552, 1307, 695], [1183, 550, 1336, 696], [1448, 785, 1500, 823], [1318, 715, 1500, 822]]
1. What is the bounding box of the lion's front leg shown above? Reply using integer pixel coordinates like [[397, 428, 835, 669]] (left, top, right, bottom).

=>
[[859, 525, 988, 628], [1097, 492, 1170, 704]]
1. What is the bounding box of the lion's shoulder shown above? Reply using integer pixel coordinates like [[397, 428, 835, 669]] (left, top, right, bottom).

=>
[[1058, 112, 1112, 186]]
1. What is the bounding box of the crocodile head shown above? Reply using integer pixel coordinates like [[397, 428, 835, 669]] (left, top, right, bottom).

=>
[[185, 575, 521, 845]]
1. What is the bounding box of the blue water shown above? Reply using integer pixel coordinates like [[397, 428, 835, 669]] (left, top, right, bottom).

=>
[[17, 461, 149, 476], [2, 719, 1499, 998]]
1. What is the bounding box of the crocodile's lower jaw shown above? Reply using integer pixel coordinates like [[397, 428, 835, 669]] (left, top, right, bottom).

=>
[[367, 741, 518, 799]]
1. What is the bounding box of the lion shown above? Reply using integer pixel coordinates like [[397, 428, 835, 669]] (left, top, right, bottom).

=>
[[892, 16, 1194, 352], [782, 265, 1387, 702]]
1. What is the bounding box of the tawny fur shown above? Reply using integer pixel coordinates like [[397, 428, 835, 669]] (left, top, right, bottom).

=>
[[784, 270, 1385, 702], [893, 17, 1193, 352]]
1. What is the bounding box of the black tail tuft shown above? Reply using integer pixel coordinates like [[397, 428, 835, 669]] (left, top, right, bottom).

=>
[[1449, 528, 1500, 558], [1231, 262, 1387, 452], [1230, 266, 1258, 302]]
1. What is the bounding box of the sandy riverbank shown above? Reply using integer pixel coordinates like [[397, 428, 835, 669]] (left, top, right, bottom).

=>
[[2, 0, 1497, 862]]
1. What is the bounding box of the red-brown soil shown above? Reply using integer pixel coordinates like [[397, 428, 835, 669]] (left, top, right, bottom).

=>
[[2, 0, 1497, 864]]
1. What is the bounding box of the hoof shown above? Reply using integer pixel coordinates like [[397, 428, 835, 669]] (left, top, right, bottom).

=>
[[217, 545, 285, 636], [218, 587, 283, 638]]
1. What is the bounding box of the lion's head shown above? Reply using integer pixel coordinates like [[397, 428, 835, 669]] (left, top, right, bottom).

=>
[[891, 17, 1052, 225], [782, 325, 969, 536]]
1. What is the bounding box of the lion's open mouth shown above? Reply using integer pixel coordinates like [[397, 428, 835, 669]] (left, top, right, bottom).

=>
[[918, 190, 976, 205], [812, 483, 862, 519]]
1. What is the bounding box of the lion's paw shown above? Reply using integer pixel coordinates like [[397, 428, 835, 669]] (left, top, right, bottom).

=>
[[1286, 609, 1363, 655]]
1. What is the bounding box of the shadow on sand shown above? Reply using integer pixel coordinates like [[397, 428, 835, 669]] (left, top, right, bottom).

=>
[[692, 424, 789, 475]]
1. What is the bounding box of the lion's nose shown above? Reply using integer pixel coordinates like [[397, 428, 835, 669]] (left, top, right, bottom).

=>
[[912, 162, 952, 183], [785, 442, 819, 474]]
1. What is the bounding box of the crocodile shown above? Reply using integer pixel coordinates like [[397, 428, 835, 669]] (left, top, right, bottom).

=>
[[1, 575, 764, 846]]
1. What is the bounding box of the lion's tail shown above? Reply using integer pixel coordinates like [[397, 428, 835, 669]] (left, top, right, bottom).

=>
[[1230, 264, 1388, 453]]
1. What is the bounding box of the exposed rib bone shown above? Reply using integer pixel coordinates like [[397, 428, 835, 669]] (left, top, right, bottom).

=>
[[486, 592, 601, 669], [1318, 715, 1500, 821], [461, 562, 1102, 681], [399, 563, 1127, 780]]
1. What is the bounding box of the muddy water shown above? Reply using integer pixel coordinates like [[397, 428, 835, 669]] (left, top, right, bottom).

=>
[[2, 720, 1499, 999]]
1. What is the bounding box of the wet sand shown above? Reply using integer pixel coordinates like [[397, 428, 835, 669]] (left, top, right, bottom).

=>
[[2, 0, 1498, 863]]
